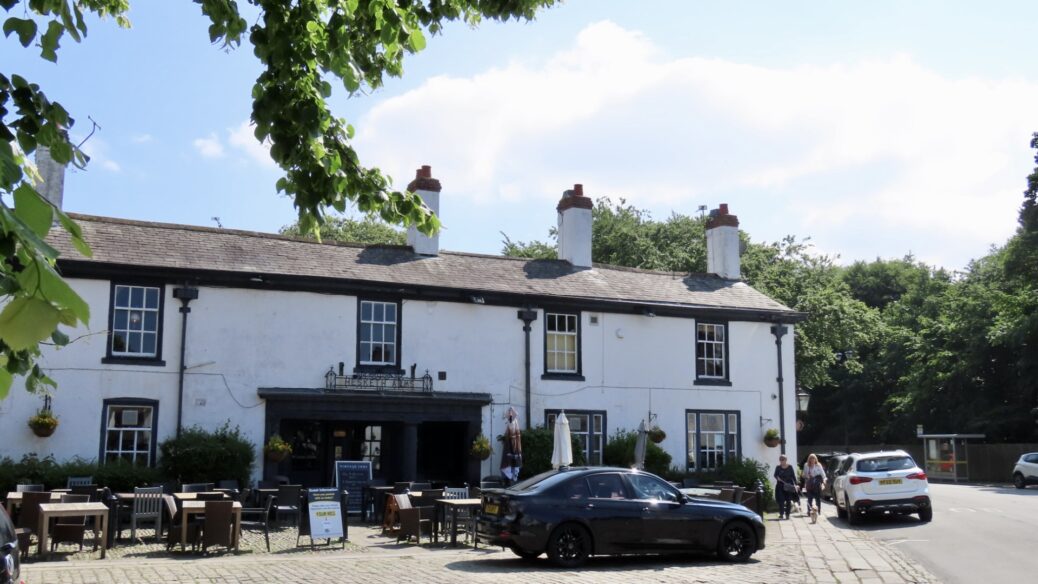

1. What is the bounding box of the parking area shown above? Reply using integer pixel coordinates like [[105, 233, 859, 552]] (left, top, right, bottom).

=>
[[22, 507, 940, 583]]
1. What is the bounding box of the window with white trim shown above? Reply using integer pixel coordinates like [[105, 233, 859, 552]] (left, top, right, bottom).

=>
[[359, 300, 398, 366], [103, 403, 155, 466], [546, 410, 604, 465], [110, 285, 161, 357], [545, 312, 579, 374], [695, 322, 727, 379], [686, 410, 739, 472]]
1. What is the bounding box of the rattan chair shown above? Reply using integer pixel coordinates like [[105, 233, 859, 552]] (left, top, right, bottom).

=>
[[240, 495, 275, 552], [275, 485, 302, 526], [14, 491, 50, 559], [394, 494, 433, 545], [51, 494, 95, 552], [198, 500, 235, 554]]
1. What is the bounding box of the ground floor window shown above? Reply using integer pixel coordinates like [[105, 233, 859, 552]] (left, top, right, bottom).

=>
[[546, 410, 605, 465], [686, 410, 740, 472], [361, 425, 382, 472], [101, 400, 157, 466]]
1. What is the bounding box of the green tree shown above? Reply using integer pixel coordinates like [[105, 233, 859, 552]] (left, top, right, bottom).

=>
[[0, 0, 556, 397], [280, 213, 405, 245]]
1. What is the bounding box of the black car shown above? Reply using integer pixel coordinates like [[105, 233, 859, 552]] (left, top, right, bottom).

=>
[[823, 454, 849, 501], [0, 506, 20, 584], [476, 467, 765, 567]]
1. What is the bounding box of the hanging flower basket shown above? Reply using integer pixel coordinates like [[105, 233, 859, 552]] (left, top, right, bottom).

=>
[[647, 426, 666, 444], [470, 434, 492, 460], [264, 434, 292, 462], [763, 428, 781, 448], [28, 409, 59, 438]]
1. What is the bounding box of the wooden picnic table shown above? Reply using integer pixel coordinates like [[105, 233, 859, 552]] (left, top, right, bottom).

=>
[[37, 502, 109, 559], [435, 498, 481, 547], [4, 491, 62, 514], [179, 500, 242, 551]]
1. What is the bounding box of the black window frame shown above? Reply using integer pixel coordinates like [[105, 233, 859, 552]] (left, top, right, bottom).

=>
[[541, 309, 584, 381], [355, 297, 404, 375], [693, 320, 731, 386], [685, 409, 741, 473], [98, 398, 159, 468], [102, 280, 166, 366], [545, 409, 605, 465]]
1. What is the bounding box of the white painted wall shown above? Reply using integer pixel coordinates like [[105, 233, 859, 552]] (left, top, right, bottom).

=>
[[0, 275, 796, 482]]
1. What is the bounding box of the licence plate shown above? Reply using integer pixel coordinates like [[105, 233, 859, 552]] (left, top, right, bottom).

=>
[[484, 503, 499, 514], [879, 478, 902, 485]]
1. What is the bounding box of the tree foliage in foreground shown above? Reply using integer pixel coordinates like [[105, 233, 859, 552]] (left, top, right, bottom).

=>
[[280, 213, 405, 245], [0, 0, 556, 397]]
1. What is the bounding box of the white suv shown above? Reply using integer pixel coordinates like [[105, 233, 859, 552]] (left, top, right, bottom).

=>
[[833, 450, 932, 525], [1012, 452, 1038, 489]]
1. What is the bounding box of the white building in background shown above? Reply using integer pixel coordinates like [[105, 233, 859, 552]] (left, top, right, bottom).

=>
[[0, 165, 801, 485]]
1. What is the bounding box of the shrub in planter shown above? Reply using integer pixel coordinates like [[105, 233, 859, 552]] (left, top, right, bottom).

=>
[[263, 434, 292, 462], [763, 428, 781, 447], [470, 434, 492, 460], [647, 426, 666, 444], [28, 409, 59, 437], [603, 429, 672, 477], [160, 422, 255, 488]]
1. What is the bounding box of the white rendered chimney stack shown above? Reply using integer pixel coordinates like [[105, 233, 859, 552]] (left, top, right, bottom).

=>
[[35, 145, 65, 210], [557, 183, 593, 268], [705, 203, 741, 280], [406, 165, 441, 256]]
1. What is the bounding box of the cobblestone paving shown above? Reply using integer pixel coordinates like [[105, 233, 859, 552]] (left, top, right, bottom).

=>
[[23, 507, 940, 584]]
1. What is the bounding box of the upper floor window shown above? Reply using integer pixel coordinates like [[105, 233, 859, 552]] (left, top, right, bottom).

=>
[[358, 300, 398, 367], [106, 283, 164, 364], [695, 322, 728, 382], [101, 400, 157, 466], [545, 312, 580, 375]]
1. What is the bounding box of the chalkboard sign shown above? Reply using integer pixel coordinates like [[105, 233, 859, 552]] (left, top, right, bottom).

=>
[[334, 460, 372, 515]]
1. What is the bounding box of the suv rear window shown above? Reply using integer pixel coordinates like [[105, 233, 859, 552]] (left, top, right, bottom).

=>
[[856, 456, 915, 472]]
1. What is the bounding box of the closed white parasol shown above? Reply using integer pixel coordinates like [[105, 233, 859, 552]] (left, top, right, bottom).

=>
[[551, 411, 573, 469]]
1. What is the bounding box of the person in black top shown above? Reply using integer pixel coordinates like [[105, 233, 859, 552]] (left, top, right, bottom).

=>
[[773, 454, 798, 519]]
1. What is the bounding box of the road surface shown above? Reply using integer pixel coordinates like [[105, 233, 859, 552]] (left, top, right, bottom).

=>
[[826, 482, 1038, 583]]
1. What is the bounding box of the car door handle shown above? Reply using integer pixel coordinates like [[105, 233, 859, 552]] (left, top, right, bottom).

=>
[[642, 507, 649, 512], [584, 504, 595, 510]]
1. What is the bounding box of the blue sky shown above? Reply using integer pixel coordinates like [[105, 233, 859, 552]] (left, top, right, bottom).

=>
[[9, 0, 1038, 270]]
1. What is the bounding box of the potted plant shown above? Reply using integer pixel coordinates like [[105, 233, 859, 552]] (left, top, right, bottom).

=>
[[470, 434, 492, 460], [28, 408, 59, 437], [264, 434, 292, 462], [763, 428, 781, 447], [647, 426, 666, 444]]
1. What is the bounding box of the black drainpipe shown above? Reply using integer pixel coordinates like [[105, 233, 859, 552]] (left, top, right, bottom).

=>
[[771, 324, 789, 455], [517, 307, 538, 429], [173, 285, 199, 437]]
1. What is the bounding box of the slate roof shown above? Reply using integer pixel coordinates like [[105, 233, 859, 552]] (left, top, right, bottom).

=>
[[50, 214, 797, 317]]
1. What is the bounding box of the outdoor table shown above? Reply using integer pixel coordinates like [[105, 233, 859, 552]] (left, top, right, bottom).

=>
[[174, 492, 229, 501], [4, 491, 62, 514], [435, 498, 481, 547], [179, 500, 242, 551], [37, 501, 109, 559]]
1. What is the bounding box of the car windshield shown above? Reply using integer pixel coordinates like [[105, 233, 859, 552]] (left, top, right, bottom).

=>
[[856, 456, 915, 472]]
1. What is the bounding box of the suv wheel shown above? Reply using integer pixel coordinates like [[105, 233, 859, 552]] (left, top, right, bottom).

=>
[[918, 507, 933, 522], [835, 495, 847, 519], [845, 496, 860, 525], [1013, 473, 1026, 489]]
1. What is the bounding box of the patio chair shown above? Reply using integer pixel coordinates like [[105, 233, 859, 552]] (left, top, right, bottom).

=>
[[165, 496, 201, 551], [15, 484, 44, 493], [274, 484, 302, 526], [197, 500, 235, 554], [66, 476, 94, 488], [14, 491, 50, 559], [130, 486, 164, 543], [731, 486, 745, 504], [70, 484, 100, 501], [181, 483, 214, 493], [240, 494, 275, 552], [51, 494, 95, 552], [196, 492, 226, 501], [394, 494, 433, 545], [216, 479, 240, 491], [442, 487, 473, 542], [718, 488, 736, 503]]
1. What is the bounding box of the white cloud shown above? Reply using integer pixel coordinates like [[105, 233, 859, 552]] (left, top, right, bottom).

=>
[[193, 133, 225, 158], [228, 121, 276, 168], [78, 138, 121, 173], [354, 20, 1038, 268], [130, 133, 153, 144]]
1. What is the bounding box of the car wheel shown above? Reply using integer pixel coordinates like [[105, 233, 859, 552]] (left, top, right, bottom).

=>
[[546, 523, 591, 568], [511, 546, 541, 561], [1013, 473, 1026, 489], [717, 521, 756, 562], [918, 507, 933, 522], [836, 495, 847, 519], [845, 496, 859, 525]]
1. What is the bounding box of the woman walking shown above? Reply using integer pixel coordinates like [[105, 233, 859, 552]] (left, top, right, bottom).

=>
[[774, 454, 798, 519], [802, 453, 826, 523]]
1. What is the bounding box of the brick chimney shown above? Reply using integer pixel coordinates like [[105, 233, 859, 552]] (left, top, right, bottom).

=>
[[705, 203, 741, 279], [557, 184, 593, 268], [35, 145, 65, 210], [406, 165, 441, 256]]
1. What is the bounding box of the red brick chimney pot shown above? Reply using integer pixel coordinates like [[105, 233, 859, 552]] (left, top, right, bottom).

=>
[[407, 165, 441, 192]]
